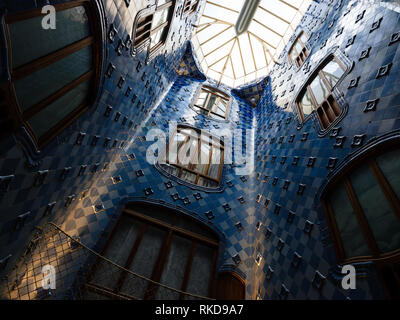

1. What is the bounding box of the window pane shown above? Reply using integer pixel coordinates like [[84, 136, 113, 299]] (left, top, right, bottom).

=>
[[321, 60, 345, 88], [198, 177, 218, 188], [156, 235, 192, 299], [14, 46, 92, 112], [300, 32, 307, 44], [376, 149, 400, 199], [350, 163, 400, 253], [193, 143, 211, 174], [180, 170, 197, 183], [150, 28, 164, 48], [205, 94, 217, 111], [120, 225, 166, 299], [28, 79, 91, 139], [178, 136, 197, 166], [152, 7, 171, 30], [294, 41, 302, 54], [9, 6, 90, 69], [157, 0, 172, 7], [185, 244, 215, 299], [208, 147, 221, 179], [89, 215, 143, 289], [329, 182, 370, 258], [215, 100, 227, 116], [309, 75, 329, 105], [167, 132, 186, 163], [299, 89, 314, 117]]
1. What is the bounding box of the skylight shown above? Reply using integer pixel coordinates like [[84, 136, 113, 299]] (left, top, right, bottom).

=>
[[191, 0, 313, 88]]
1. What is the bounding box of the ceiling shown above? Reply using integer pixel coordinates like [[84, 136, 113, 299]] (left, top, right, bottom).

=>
[[191, 0, 313, 88]]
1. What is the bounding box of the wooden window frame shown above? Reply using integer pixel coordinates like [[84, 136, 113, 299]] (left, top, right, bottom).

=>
[[132, 1, 175, 58], [322, 143, 400, 266], [160, 125, 225, 187], [296, 55, 346, 130], [193, 85, 231, 120], [85, 205, 220, 300], [3, 0, 102, 149], [288, 32, 309, 68], [183, 0, 200, 15]]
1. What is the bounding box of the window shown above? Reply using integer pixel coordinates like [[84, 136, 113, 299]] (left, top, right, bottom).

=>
[[193, 86, 230, 120], [183, 0, 200, 15], [288, 32, 309, 68], [159, 125, 224, 189], [83, 203, 220, 300], [296, 56, 346, 130], [133, 0, 175, 54], [4, 0, 101, 148], [322, 145, 400, 298]]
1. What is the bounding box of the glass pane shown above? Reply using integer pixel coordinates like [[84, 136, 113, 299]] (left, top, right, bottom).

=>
[[152, 7, 171, 30], [309, 75, 329, 105], [299, 90, 314, 117], [167, 132, 186, 164], [215, 100, 226, 116], [9, 6, 90, 69], [295, 41, 302, 54], [185, 244, 215, 299], [193, 143, 210, 174], [161, 163, 179, 176], [300, 32, 308, 44], [376, 149, 400, 199], [14, 46, 92, 112], [120, 225, 166, 299], [198, 177, 218, 188], [329, 182, 370, 258], [150, 28, 164, 48], [156, 236, 192, 299], [157, 0, 172, 8], [178, 136, 198, 166], [205, 94, 217, 111], [350, 163, 400, 253], [321, 60, 345, 88], [28, 79, 91, 139]]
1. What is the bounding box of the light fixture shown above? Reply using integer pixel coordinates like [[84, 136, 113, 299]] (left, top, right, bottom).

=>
[[235, 0, 261, 36]]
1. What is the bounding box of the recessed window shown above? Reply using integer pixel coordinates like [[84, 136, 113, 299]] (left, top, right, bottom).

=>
[[322, 145, 400, 298], [4, 0, 101, 147], [159, 125, 224, 189], [288, 32, 309, 68], [83, 203, 220, 300], [296, 55, 346, 130], [183, 0, 200, 15], [193, 86, 230, 121], [133, 1, 175, 53]]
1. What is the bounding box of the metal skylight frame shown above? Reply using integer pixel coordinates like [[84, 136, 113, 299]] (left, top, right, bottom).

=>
[[192, 0, 312, 88]]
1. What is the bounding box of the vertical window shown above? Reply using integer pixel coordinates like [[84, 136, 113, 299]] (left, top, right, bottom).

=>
[[296, 56, 346, 130], [183, 0, 200, 15], [159, 126, 224, 189], [133, 1, 175, 53], [288, 32, 309, 68], [193, 86, 230, 120], [4, 0, 101, 147], [84, 203, 220, 300], [323, 146, 400, 298]]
